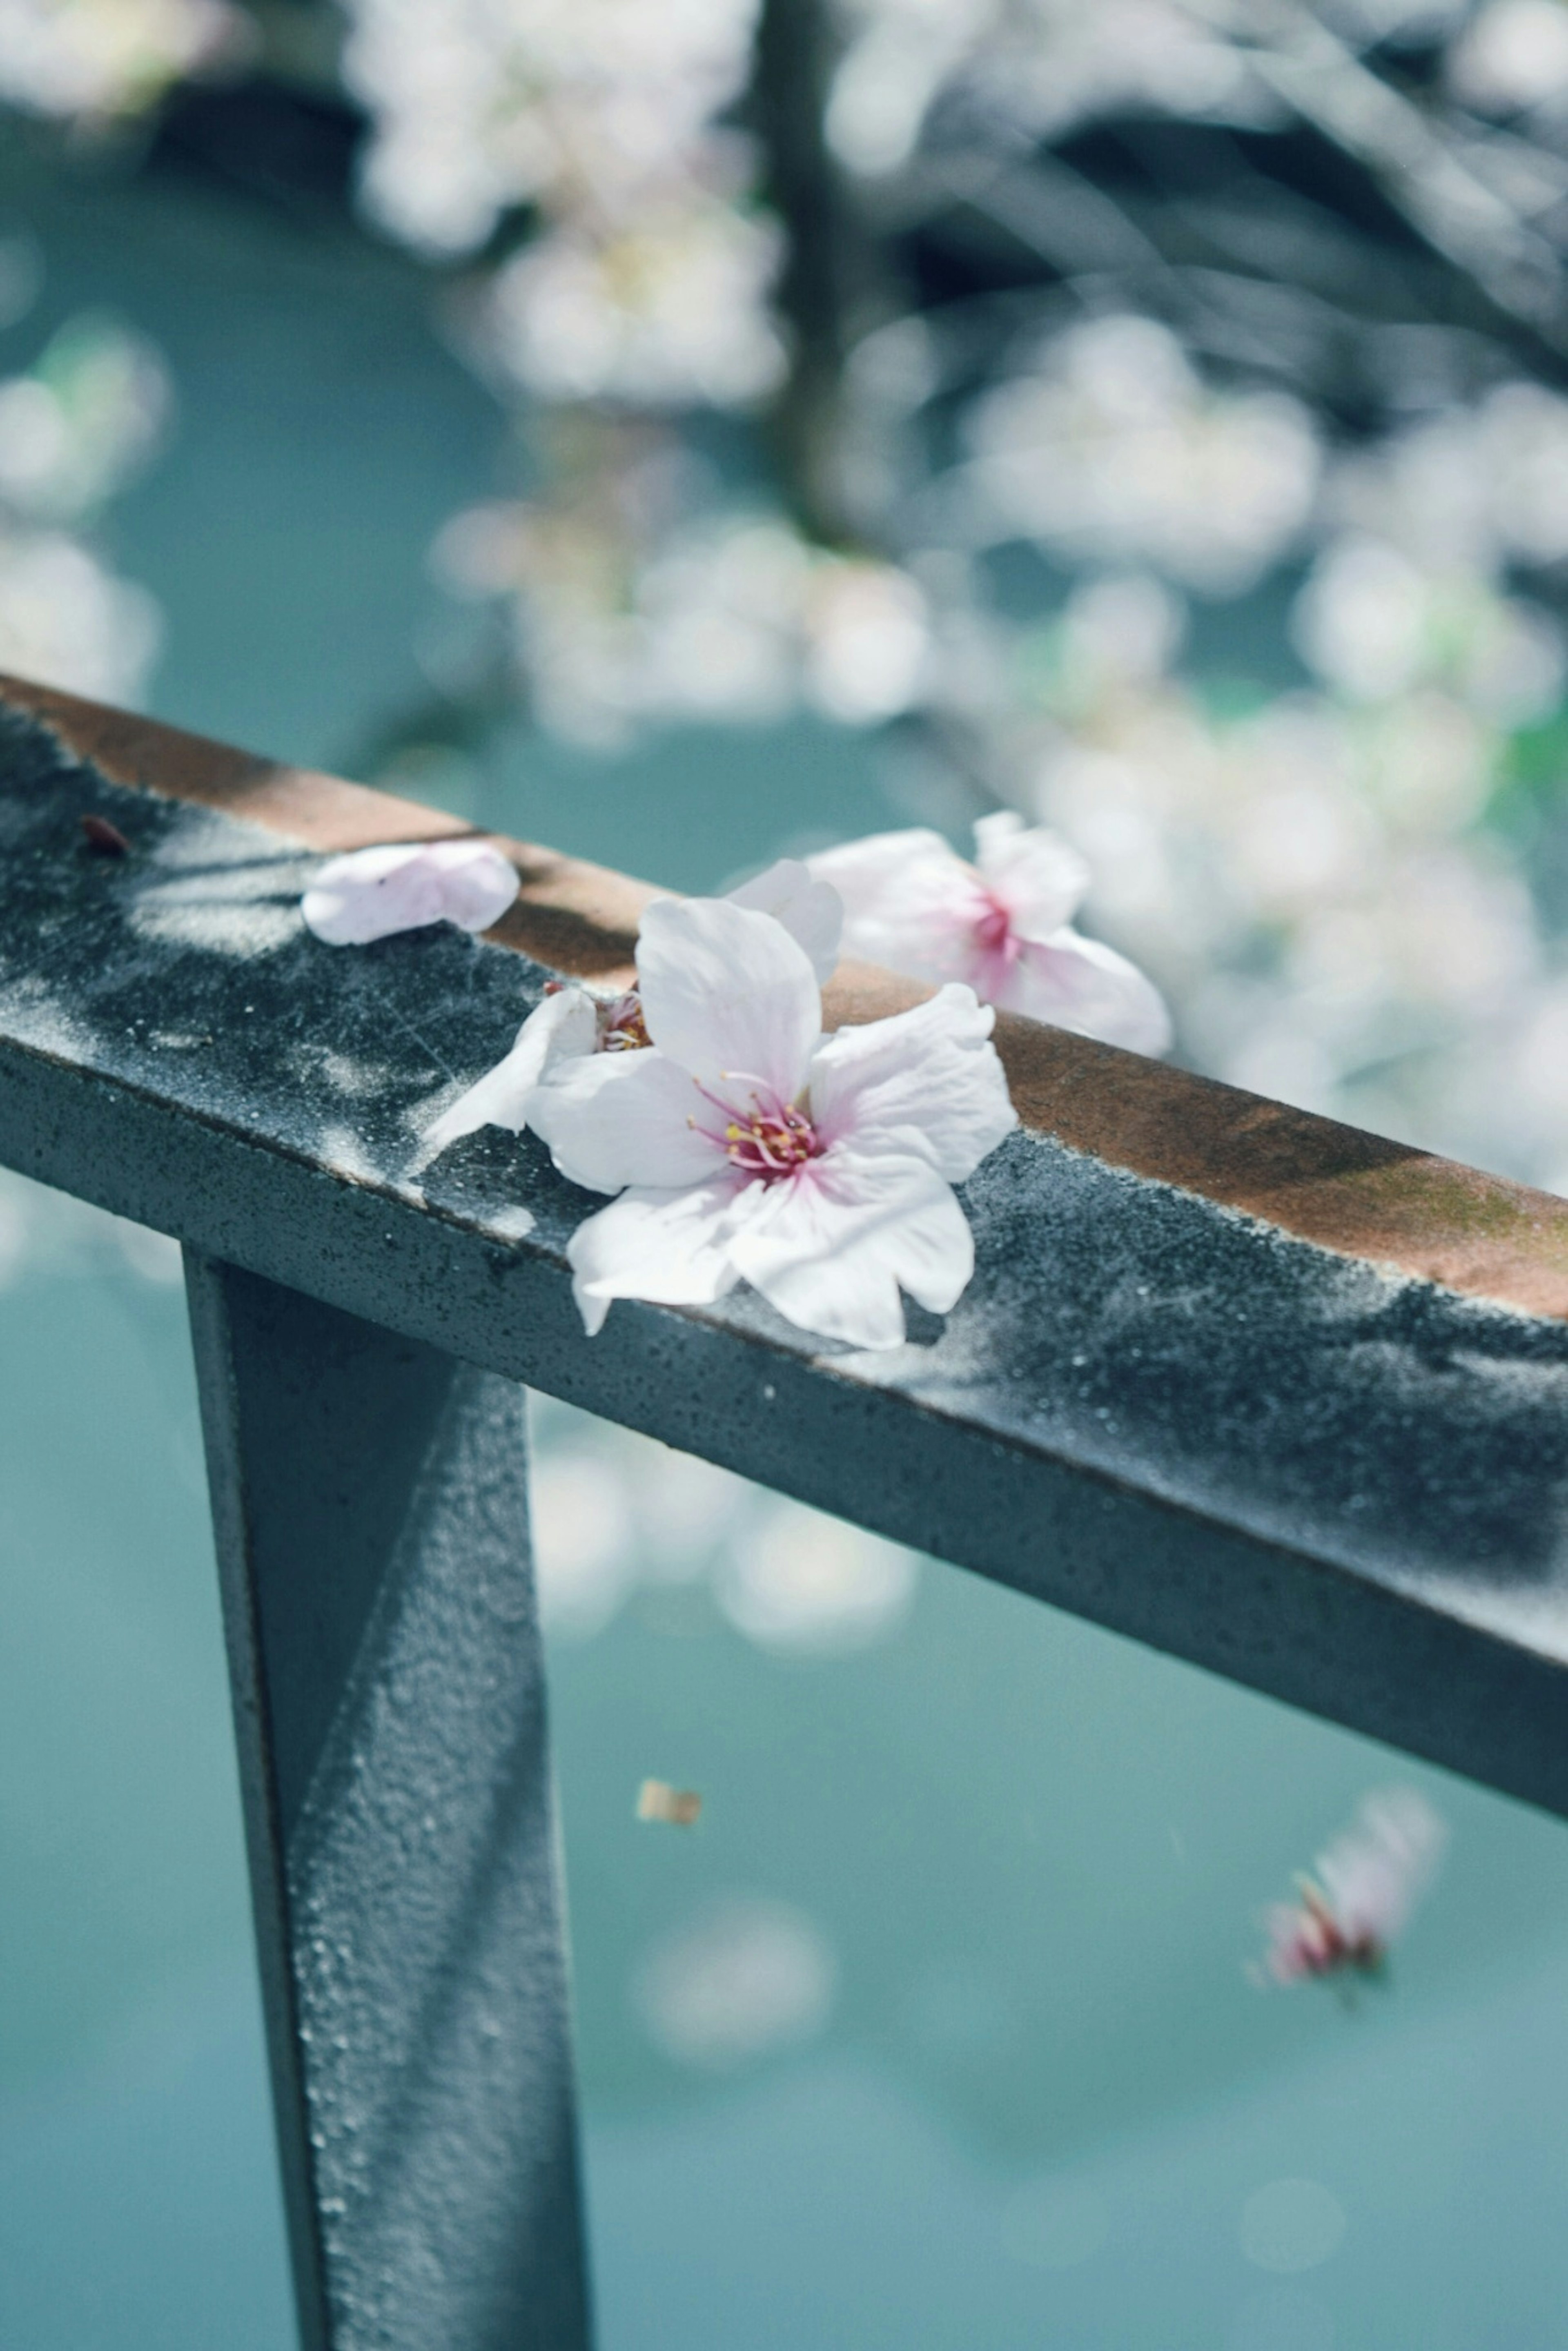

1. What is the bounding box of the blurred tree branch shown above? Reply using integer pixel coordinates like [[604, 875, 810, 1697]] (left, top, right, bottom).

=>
[[753, 0, 886, 544]]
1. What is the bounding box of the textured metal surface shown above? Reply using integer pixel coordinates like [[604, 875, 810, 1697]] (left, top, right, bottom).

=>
[[186, 1255, 590, 2351], [4, 691, 1568, 1821], [10, 670, 1568, 1319]]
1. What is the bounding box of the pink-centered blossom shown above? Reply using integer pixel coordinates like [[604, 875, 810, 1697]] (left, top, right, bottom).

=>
[[809, 812, 1172, 1054], [422, 857, 841, 1156], [1258, 1788, 1446, 1990], [302, 837, 519, 945], [526, 893, 1017, 1349]]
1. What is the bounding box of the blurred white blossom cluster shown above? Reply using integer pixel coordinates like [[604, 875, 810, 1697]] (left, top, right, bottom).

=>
[[891, 313, 1568, 1182], [342, 0, 796, 743], [960, 316, 1323, 596], [342, 0, 785, 410], [12, 0, 1568, 1194], [0, 38, 180, 741], [434, 457, 930, 744], [0, 0, 242, 121], [0, 307, 169, 704], [1027, 582, 1560, 1177]]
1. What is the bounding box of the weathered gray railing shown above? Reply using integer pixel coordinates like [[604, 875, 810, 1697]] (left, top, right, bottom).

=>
[[4, 672, 1568, 2347]]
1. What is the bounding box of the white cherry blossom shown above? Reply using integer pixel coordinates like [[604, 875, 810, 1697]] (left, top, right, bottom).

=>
[[422, 857, 840, 1154], [486, 202, 786, 412], [301, 838, 519, 946], [810, 813, 1172, 1054], [526, 894, 1016, 1348], [422, 982, 608, 1160], [961, 317, 1320, 596], [0, 0, 243, 122], [724, 856, 845, 983], [1259, 1787, 1446, 1990]]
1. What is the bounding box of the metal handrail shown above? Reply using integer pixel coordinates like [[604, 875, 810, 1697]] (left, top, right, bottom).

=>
[[4, 672, 1568, 2348]]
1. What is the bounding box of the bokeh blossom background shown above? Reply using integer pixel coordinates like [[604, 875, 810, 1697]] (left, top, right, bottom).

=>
[[9, 0, 1568, 1176], [13, 5, 1568, 2348]]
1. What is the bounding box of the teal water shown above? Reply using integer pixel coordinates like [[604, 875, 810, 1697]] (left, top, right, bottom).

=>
[[4, 158, 1568, 2349]]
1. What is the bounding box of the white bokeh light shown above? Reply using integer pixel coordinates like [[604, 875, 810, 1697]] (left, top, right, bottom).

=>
[[964, 317, 1321, 594], [0, 0, 241, 120], [633, 1896, 837, 2066], [529, 1449, 638, 1640], [715, 1498, 919, 1656], [1239, 2179, 1348, 2277]]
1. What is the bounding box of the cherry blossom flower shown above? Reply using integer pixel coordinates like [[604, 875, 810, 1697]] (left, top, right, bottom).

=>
[[433, 496, 930, 748], [342, 0, 762, 259], [422, 856, 840, 1155], [525, 892, 1016, 1348], [301, 838, 519, 946], [421, 981, 639, 1162], [1258, 1788, 1446, 1991], [486, 202, 787, 412], [0, 317, 172, 706], [810, 813, 1172, 1054], [962, 316, 1320, 596]]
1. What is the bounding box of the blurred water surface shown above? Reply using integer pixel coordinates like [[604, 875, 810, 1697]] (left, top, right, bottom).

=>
[[6, 135, 1568, 2351]]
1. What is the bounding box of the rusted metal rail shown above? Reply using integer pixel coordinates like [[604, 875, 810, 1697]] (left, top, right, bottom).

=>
[[4, 673, 1568, 2347]]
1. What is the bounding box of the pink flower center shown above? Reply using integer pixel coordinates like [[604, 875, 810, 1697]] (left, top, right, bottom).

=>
[[972, 894, 1018, 960], [1279, 1889, 1383, 1982], [694, 1077, 823, 1181], [599, 990, 652, 1051], [724, 1103, 820, 1178]]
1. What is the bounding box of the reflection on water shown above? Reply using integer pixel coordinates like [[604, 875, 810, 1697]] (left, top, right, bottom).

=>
[[0, 1226, 292, 2346], [1000, 2175, 1112, 2271], [633, 1898, 837, 2070], [8, 1158, 1568, 2344], [538, 1382, 1568, 2345], [0, 1961, 293, 2351], [584, 1924, 1568, 2347], [1238, 2179, 1348, 2277]]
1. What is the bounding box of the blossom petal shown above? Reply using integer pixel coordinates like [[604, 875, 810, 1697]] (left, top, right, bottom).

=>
[[808, 983, 1016, 1184], [302, 839, 518, 945], [568, 1177, 744, 1335], [426, 839, 523, 930], [724, 1147, 975, 1350], [423, 986, 598, 1154], [529, 1046, 719, 1194], [724, 857, 843, 985], [635, 895, 820, 1101], [807, 828, 981, 981], [971, 811, 1087, 936], [1004, 931, 1172, 1054], [1317, 1789, 1446, 1946]]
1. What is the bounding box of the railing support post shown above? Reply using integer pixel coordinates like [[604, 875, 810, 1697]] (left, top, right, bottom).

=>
[[183, 1253, 591, 2351]]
